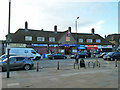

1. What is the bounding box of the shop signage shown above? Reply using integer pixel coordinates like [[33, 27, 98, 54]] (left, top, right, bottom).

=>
[[32, 44, 48, 47], [59, 44, 80, 46], [10, 43, 26, 47], [86, 45, 98, 50], [101, 45, 112, 48], [49, 44, 58, 47], [78, 45, 86, 49]]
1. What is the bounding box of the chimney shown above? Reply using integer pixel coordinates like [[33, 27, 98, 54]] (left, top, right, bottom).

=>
[[54, 25, 57, 33], [91, 28, 95, 34], [25, 21, 28, 31], [105, 35, 107, 38], [41, 29, 44, 31], [68, 27, 71, 33]]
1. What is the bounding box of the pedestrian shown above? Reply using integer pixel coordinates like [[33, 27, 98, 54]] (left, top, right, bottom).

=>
[[75, 54, 79, 64]]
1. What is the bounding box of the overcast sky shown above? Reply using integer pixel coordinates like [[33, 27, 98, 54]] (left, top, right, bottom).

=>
[[0, 0, 119, 40]]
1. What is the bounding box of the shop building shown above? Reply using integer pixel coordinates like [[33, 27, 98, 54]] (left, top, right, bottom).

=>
[[6, 22, 113, 55], [105, 34, 120, 51]]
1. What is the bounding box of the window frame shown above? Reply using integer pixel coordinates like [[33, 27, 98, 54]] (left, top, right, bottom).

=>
[[49, 37, 55, 42], [37, 37, 45, 42], [25, 36, 32, 41]]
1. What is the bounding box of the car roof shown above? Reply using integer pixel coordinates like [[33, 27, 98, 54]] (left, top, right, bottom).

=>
[[9, 56, 29, 58]]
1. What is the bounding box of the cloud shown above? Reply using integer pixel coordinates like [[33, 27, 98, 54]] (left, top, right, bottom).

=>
[[77, 20, 105, 33]]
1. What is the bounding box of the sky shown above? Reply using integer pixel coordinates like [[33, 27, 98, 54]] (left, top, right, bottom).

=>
[[0, 0, 119, 40]]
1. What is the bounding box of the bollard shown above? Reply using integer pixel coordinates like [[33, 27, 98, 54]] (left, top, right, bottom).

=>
[[78, 64, 79, 70], [96, 59, 98, 66], [74, 63, 75, 69], [115, 59, 117, 67], [57, 61, 59, 70], [36, 62, 39, 72], [107, 58, 109, 64]]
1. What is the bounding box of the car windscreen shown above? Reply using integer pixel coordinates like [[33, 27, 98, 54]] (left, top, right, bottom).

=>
[[107, 52, 114, 55]]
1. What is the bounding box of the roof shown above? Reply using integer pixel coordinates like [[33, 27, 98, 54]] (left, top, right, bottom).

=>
[[7, 28, 112, 45]]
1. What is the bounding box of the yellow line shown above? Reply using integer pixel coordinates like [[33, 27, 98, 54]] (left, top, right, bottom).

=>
[[107, 61, 109, 64]]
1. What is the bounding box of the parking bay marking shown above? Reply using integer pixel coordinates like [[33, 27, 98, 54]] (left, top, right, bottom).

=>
[[7, 83, 19, 87]]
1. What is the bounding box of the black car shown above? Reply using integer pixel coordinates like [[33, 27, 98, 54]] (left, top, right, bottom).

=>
[[70, 52, 87, 59], [103, 52, 120, 61], [98, 52, 108, 58], [48, 53, 67, 59]]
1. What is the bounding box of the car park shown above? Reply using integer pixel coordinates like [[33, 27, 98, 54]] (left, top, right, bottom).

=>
[[103, 52, 120, 61], [48, 53, 67, 59], [0, 56, 34, 71]]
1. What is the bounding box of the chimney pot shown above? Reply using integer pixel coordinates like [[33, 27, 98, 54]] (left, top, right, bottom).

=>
[[54, 25, 57, 32], [91, 28, 95, 34], [68, 27, 71, 33], [25, 21, 28, 31]]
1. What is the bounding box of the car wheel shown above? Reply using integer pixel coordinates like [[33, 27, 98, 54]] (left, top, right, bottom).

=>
[[35, 56, 40, 60], [24, 65, 31, 70], [52, 57, 54, 60], [64, 57, 66, 59]]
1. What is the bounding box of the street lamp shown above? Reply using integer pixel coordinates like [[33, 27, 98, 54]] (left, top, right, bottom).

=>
[[75, 17, 79, 33], [75, 17, 79, 42], [7, 0, 11, 78]]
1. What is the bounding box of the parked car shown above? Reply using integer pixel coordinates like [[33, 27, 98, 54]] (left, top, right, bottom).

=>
[[0, 56, 34, 71], [98, 52, 108, 58], [0, 54, 16, 61], [70, 52, 87, 59], [103, 52, 120, 61], [48, 53, 67, 59]]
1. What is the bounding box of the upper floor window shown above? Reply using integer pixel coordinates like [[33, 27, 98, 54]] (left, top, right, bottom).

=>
[[119, 38, 120, 43], [87, 39, 92, 43], [79, 39, 83, 43], [96, 39, 101, 43], [25, 36, 32, 41], [49, 37, 55, 42], [37, 37, 45, 41]]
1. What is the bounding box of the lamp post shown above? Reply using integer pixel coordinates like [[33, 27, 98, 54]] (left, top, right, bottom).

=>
[[7, 0, 11, 78], [75, 17, 79, 33], [75, 17, 79, 43]]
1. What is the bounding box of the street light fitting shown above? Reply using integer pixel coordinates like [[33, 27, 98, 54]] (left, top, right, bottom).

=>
[[77, 17, 79, 19]]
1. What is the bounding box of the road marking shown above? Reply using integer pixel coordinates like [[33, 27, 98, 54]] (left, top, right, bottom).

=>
[[7, 83, 19, 87]]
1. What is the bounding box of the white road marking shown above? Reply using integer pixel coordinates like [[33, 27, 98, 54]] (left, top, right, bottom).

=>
[[7, 83, 19, 87]]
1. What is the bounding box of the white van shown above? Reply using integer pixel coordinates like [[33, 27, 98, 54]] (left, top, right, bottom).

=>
[[6, 48, 41, 60]]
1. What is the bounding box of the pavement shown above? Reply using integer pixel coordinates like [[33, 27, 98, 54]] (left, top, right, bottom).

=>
[[1, 58, 119, 88]]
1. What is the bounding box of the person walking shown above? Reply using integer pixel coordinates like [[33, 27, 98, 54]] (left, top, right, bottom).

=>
[[75, 54, 79, 64]]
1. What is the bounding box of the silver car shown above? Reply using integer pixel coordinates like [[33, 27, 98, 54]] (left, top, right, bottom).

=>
[[0, 56, 34, 71]]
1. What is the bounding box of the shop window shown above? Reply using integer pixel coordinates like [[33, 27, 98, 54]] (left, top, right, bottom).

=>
[[87, 39, 92, 43], [79, 39, 83, 43], [37, 37, 45, 41], [25, 36, 32, 41], [96, 39, 101, 43], [49, 37, 55, 42]]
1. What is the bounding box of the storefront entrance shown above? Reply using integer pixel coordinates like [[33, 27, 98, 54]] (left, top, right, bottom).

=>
[[64, 46, 71, 55]]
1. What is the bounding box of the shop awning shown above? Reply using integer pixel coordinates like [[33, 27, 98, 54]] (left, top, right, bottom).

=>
[[78, 45, 86, 49], [86, 47, 98, 50]]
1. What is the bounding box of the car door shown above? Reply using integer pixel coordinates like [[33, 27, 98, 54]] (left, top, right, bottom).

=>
[[15, 57, 25, 68], [9, 57, 17, 69]]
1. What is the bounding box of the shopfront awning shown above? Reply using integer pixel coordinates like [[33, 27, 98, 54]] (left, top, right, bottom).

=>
[[86, 45, 98, 50], [78, 45, 86, 49], [86, 47, 98, 50]]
